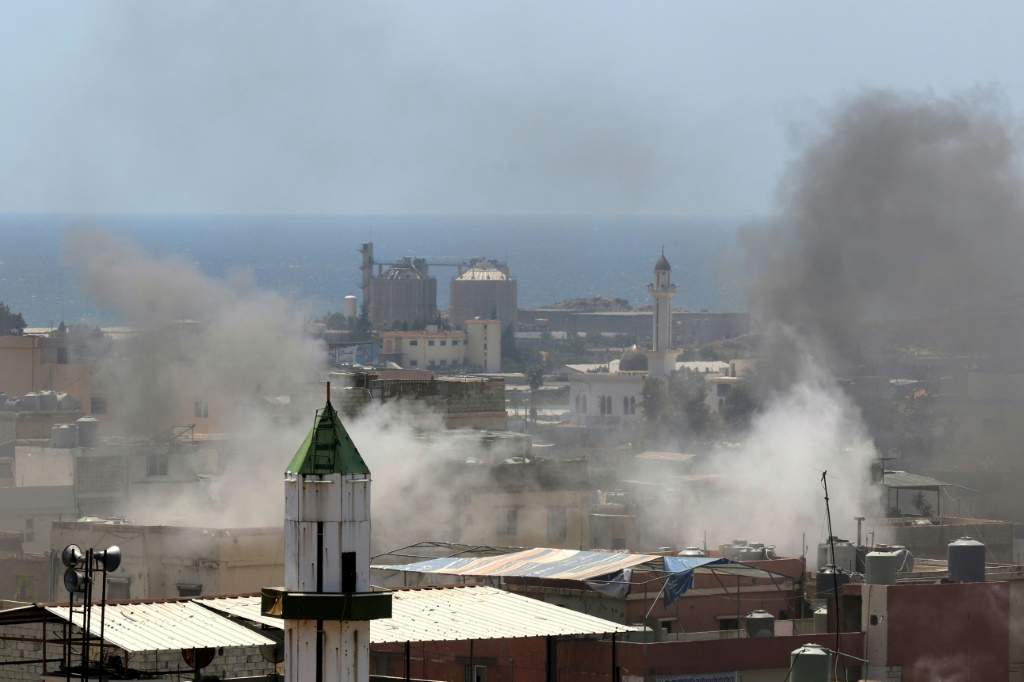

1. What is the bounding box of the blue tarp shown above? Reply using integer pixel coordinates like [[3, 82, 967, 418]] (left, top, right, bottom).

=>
[[661, 556, 789, 608]]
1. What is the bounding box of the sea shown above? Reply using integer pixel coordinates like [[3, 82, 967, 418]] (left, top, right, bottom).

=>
[[0, 213, 751, 328]]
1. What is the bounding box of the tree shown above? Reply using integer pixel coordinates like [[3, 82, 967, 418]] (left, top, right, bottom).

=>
[[911, 491, 934, 517], [721, 381, 760, 430], [640, 370, 713, 442], [0, 301, 25, 336], [525, 365, 545, 423]]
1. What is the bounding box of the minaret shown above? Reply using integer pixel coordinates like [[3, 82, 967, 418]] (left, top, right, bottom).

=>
[[263, 389, 391, 682], [646, 248, 678, 378]]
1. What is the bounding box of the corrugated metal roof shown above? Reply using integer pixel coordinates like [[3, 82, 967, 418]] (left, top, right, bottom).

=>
[[199, 586, 636, 642], [374, 547, 658, 580], [881, 470, 954, 489], [46, 600, 275, 653]]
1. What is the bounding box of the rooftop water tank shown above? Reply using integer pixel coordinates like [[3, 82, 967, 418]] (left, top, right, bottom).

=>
[[865, 551, 897, 585], [51, 423, 77, 449], [39, 390, 57, 411], [56, 393, 78, 411], [678, 547, 706, 557], [872, 544, 915, 572], [815, 565, 850, 598], [22, 392, 41, 411], [745, 610, 775, 638], [738, 546, 768, 562], [723, 540, 748, 561], [3, 398, 22, 411], [790, 643, 832, 682], [76, 417, 100, 448], [948, 537, 986, 583], [817, 538, 857, 572], [813, 607, 828, 633]]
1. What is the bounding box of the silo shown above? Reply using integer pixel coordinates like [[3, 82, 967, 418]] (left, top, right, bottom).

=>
[[948, 537, 986, 583], [790, 643, 831, 682], [865, 551, 897, 585], [76, 416, 100, 448], [39, 390, 58, 411], [365, 258, 437, 328], [744, 610, 775, 638], [449, 258, 518, 330], [344, 295, 358, 319], [51, 424, 77, 449], [22, 392, 41, 411]]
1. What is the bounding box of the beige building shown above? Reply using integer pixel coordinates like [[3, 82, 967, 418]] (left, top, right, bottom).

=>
[[0, 335, 96, 413], [379, 329, 467, 370], [49, 520, 284, 600], [465, 319, 502, 373]]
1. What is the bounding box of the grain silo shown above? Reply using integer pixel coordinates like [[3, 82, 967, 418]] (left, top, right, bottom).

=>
[[449, 258, 518, 331], [364, 256, 438, 329]]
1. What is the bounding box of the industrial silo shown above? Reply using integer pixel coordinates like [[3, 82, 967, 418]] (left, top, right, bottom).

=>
[[948, 537, 986, 583], [344, 294, 358, 319], [449, 258, 518, 330], [364, 257, 437, 329]]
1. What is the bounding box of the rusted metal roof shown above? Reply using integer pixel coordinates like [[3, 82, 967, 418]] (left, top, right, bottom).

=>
[[46, 600, 276, 653], [373, 547, 658, 580], [199, 586, 636, 642]]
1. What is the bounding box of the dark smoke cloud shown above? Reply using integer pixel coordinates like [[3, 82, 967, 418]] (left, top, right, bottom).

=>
[[743, 89, 1024, 372]]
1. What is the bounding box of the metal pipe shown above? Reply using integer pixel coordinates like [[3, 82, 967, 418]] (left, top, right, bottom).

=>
[[405, 641, 411, 682]]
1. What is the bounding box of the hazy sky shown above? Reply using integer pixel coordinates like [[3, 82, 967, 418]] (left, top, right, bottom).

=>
[[3, 2, 1024, 217]]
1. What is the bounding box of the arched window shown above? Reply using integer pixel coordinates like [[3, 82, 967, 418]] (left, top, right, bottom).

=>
[[581, 395, 588, 414], [605, 396, 613, 414], [629, 396, 636, 414], [598, 395, 606, 414], [623, 396, 629, 414], [575, 394, 581, 412]]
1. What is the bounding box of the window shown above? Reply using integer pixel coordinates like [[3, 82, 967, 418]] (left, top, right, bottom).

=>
[[629, 396, 636, 414], [23, 518, 35, 543], [194, 400, 208, 419], [410, 360, 418, 367], [15, 576, 33, 602], [575, 395, 581, 412], [452, 340, 459, 346], [548, 507, 567, 543], [581, 395, 587, 414], [440, 359, 447, 366], [428, 340, 435, 346], [428, 360, 436, 368], [90, 396, 107, 414], [440, 340, 447, 346], [483, 343, 487, 350], [497, 508, 517, 536], [148, 452, 168, 477], [177, 583, 203, 597], [623, 396, 629, 414], [409, 339, 418, 346], [598, 396, 605, 414], [465, 664, 487, 682]]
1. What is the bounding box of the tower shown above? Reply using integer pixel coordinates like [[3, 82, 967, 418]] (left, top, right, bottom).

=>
[[263, 391, 391, 682], [646, 249, 678, 378]]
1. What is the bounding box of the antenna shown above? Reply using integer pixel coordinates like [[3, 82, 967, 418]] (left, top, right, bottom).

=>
[[821, 471, 842, 668]]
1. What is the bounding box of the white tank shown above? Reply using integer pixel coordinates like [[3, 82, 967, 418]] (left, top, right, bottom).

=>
[[745, 610, 775, 638], [818, 538, 857, 572], [790, 643, 832, 682], [76, 417, 100, 448], [51, 424, 78, 449], [865, 551, 897, 585], [948, 537, 986, 583], [39, 390, 58, 411], [344, 295, 358, 319], [22, 392, 41, 411], [813, 607, 828, 633]]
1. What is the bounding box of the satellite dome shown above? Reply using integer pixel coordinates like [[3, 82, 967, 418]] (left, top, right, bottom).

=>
[[619, 345, 648, 372]]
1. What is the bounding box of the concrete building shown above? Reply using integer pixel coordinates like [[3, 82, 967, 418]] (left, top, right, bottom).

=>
[[361, 242, 438, 329], [49, 520, 284, 600], [0, 335, 96, 415], [465, 318, 502, 373], [379, 329, 467, 370], [449, 257, 518, 331]]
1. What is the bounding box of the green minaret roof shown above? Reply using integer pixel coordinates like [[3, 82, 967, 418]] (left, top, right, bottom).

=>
[[287, 400, 370, 475]]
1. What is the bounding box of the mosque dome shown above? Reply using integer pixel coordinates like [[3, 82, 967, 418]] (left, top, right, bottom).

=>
[[619, 344, 649, 372], [655, 252, 671, 271]]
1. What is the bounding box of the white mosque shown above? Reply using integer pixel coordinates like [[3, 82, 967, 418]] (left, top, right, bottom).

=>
[[566, 250, 733, 427]]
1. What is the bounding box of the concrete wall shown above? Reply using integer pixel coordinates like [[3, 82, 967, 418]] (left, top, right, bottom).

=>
[[454, 488, 590, 549]]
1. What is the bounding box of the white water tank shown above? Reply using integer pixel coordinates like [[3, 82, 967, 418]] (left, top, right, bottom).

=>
[[39, 390, 58, 411], [865, 551, 897, 585], [745, 610, 775, 638], [51, 424, 77, 449], [790, 643, 832, 682], [22, 392, 41, 411], [813, 607, 828, 633], [76, 417, 100, 447], [344, 295, 358, 319]]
